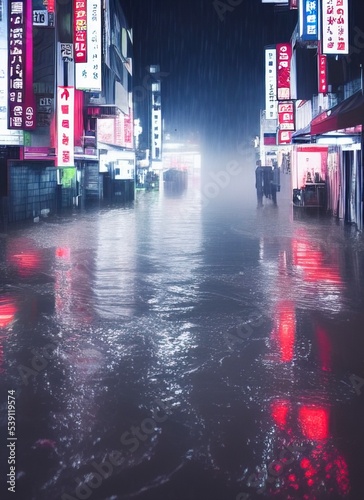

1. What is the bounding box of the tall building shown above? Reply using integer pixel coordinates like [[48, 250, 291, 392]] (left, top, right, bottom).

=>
[[0, 0, 134, 226], [148, 64, 163, 172]]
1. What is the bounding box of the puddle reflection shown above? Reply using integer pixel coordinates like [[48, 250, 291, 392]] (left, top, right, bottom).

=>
[[0, 176, 363, 499]]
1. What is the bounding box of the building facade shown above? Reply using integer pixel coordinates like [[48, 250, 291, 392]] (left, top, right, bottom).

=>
[[260, 0, 364, 231], [0, 0, 134, 228]]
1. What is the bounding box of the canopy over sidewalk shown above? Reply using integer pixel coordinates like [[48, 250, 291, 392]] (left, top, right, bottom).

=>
[[311, 91, 364, 135]]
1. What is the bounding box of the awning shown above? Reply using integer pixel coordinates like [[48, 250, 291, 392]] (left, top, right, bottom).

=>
[[292, 123, 310, 138], [311, 91, 364, 135]]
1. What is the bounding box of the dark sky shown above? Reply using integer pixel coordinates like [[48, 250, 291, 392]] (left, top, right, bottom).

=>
[[121, 0, 297, 151]]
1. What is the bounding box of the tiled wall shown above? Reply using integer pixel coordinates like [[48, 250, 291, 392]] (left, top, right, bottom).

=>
[[8, 164, 57, 222]]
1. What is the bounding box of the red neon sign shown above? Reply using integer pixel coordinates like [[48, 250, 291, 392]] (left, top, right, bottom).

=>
[[74, 0, 87, 63]]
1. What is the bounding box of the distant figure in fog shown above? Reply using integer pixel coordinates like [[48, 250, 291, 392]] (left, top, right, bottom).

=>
[[255, 161, 264, 207], [255, 161, 280, 207], [270, 161, 280, 205]]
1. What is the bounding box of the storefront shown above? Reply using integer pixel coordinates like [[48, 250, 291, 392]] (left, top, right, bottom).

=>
[[310, 91, 363, 230], [99, 148, 135, 202], [291, 145, 328, 210]]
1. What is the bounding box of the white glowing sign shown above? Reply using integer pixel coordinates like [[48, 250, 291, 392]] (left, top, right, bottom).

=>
[[57, 86, 74, 167], [322, 0, 349, 54], [75, 0, 102, 91], [265, 48, 277, 120]]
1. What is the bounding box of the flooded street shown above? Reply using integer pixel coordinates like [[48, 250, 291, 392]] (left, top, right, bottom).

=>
[[1, 162, 364, 500]]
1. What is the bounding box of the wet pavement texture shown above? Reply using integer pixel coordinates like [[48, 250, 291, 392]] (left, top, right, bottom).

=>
[[1, 164, 364, 500]]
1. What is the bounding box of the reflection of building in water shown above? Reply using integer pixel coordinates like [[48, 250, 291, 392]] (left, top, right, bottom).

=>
[[94, 211, 137, 319], [270, 301, 296, 363], [53, 248, 104, 440], [0, 296, 17, 373], [267, 399, 350, 498], [251, 230, 350, 498], [0, 297, 17, 328], [6, 237, 42, 278], [291, 237, 342, 286], [54, 247, 72, 324], [54, 247, 95, 326]]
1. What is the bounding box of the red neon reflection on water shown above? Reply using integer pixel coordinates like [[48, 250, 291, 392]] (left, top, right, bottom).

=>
[[0, 300, 17, 328], [0, 298, 17, 372], [292, 239, 342, 284], [275, 301, 296, 362], [316, 325, 332, 372], [271, 399, 290, 428], [299, 449, 350, 496], [298, 406, 329, 441], [55, 247, 70, 259], [7, 238, 42, 277], [9, 253, 41, 277], [268, 401, 350, 497]]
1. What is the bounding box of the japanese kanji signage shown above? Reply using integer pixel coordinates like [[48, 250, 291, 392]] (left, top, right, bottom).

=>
[[61, 43, 73, 62], [265, 48, 277, 120], [33, 10, 49, 26], [75, 0, 101, 91], [278, 101, 295, 131], [74, 0, 87, 63], [57, 86, 74, 167], [322, 0, 349, 54], [276, 43, 292, 101], [318, 54, 328, 93], [0, 0, 22, 143], [278, 130, 293, 145], [299, 0, 319, 41], [8, 0, 36, 129], [124, 110, 133, 148]]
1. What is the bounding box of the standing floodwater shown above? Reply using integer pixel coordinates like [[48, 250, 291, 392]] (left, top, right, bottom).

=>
[[1, 165, 364, 500]]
